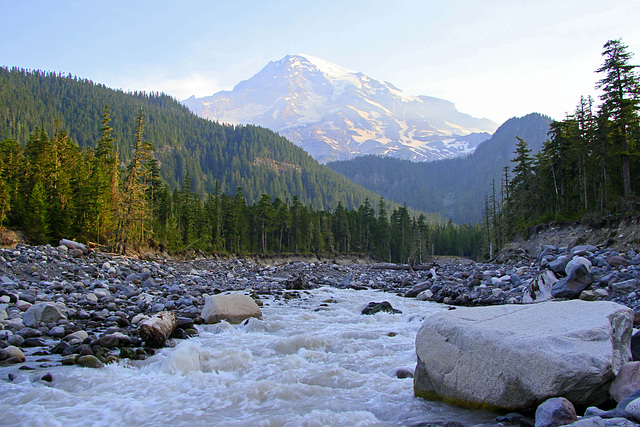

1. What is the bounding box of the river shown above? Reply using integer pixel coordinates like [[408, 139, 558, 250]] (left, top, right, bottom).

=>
[[0, 287, 499, 426]]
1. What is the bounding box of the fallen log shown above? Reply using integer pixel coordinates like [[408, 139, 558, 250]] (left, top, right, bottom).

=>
[[138, 311, 177, 347], [59, 239, 88, 254]]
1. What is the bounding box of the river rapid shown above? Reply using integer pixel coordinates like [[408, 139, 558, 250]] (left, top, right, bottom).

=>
[[0, 287, 499, 426]]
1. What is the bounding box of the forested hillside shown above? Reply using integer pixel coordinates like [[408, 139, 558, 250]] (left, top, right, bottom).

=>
[[0, 67, 490, 260], [486, 39, 640, 250], [0, 67, 383, 211], [328, 113, 552, 224]]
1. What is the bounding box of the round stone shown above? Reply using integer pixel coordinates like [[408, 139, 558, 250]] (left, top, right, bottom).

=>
[[4, 346, 25, 362], [76, 355, 104, 368]]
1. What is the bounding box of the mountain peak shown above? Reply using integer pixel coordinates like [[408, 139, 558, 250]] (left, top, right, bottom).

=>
[[286, 54, 357, 77], [183, 55, 498, 163]]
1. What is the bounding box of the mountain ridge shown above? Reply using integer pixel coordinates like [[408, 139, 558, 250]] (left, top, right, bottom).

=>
[[327, 113, 553, 224], [183, 54, 498, 163]]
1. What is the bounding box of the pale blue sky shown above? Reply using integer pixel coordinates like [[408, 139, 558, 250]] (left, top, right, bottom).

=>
[[1, 0, 639, 124]]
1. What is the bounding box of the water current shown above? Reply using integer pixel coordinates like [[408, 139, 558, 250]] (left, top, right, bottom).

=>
[[0, 287, 499, 426]]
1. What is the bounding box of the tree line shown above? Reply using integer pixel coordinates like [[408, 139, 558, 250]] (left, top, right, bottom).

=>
[[485, 39, 640, 250], [0, 107, 486, 261]]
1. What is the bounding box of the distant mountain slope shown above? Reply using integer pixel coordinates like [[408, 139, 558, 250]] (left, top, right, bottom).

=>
[[183, 54, 498, 163], [0, 67, 394, 212], [327, 113, 553, 223]]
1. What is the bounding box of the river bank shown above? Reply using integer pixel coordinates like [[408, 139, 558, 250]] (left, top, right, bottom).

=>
[[1, 235, 640, 425]]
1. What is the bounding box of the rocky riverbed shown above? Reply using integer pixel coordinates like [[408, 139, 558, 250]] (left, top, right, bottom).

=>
[[2, 237, 640, 425]]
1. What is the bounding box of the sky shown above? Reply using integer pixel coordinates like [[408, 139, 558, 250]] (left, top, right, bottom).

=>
[[1, 0, 639, 125]]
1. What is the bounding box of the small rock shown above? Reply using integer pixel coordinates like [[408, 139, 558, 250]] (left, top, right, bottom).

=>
[[395, 368, 414, 379], [131, 314, 150, 325], [119, 347, 136, 359], [416, 289, 433, 301], [580, 290, 599, 301], [41, 372, 53, 382], [48, 326, 67, 338], [61, 354, 78, 365], [405, 281, 431, 298], [23, 337, 46, 347], [623, 398, 640, 423], [285, 276, 309, 290], [610, 362, 640, 402], [361, 301, 401, 315], [611, 280, 638, 295], [15, 300, 31, 311], [551, 264, 593, 299], [534, 397, 577, 427], [566, 256, 592, 276], [76, 355, 104, 368], [17, 327, 42, 338], [572, 245, 598, 255], [7, 334, 24, 347], [4, 346, 25, 362], [607, 256, 631, 268], [51, 341, 70, 354], [548, 257, 570, 275], [97, 334, 121, 348], [64, 330, 89, 344]]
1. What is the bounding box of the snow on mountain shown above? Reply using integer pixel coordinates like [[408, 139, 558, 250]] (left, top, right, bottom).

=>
[[182, 54, 499, 163]]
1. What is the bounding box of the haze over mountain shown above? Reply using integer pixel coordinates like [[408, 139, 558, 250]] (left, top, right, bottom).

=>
[[183, 54, 498, 163]]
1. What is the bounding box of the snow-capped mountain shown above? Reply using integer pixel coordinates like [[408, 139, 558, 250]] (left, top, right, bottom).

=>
[[183, 54, 498, 163]]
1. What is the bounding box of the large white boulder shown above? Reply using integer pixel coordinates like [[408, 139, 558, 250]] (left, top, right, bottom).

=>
[[201, 293, 262, 324], [414, 300, 634, 412]]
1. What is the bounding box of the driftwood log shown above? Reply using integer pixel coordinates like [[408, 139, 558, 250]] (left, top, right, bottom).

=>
[[59, 239, 88, 254], [138, 311, 177, 347]]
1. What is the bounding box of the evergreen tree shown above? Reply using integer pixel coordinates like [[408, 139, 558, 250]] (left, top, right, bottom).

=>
[[114, 109, 153, 252], [375, 197, 391, 261], [596, 39, 640, 198], [508, 137, 536, 230], [25, 180, 48, 244], [256, 193, 273, 253], [87, 105, 118, 243]]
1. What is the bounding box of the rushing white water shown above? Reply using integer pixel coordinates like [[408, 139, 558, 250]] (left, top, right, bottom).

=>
[[0, 287, 499, 426]]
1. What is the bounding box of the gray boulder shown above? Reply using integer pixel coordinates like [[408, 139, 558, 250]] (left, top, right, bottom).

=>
[[201, 293, 262, 324], [548, 256, 570, 275], [609, 362, 640, 403], [23, 302, 67, 327], [551, 264, 593, 299], [566, 256, 592, 277], [414, 300, 634, 412]]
